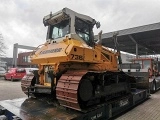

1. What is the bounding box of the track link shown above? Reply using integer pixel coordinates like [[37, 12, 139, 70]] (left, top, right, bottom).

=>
[[21, 74, 34, 95], [56, 70, 87, 111]]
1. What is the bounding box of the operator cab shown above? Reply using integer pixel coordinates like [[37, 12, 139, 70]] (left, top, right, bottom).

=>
[[43, 7, 100, 46]]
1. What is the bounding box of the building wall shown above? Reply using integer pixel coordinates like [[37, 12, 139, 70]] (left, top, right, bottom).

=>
[[0, 61, 6, 68], [0, 57, 12, 71], [17, 52, 37, 68], [0, 60, 6, 70]]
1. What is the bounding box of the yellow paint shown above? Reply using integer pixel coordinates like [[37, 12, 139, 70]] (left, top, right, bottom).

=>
[[44, 83, 51, 86], [31, 38, 119, 87]]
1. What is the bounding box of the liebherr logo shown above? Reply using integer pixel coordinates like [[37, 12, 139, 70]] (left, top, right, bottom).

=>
[[40, 48, 62, 54]]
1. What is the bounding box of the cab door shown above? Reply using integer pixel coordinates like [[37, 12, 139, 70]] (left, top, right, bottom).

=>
[[44, 66, 52, 87]]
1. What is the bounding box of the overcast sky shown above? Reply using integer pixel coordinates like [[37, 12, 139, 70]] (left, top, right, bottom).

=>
[[0, 0, 160, 57]]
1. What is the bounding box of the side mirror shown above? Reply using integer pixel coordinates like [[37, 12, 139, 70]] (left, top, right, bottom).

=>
[[96, 22, 101, 29]]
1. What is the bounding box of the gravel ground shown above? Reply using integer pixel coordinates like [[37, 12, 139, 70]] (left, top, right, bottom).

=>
[[0, 77, 26, 101]]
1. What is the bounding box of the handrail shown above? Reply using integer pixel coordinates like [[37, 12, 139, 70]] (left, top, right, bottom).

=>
[[30, 43, 46, 58]]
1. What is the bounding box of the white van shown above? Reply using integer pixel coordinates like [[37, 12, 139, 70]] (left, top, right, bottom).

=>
[[25, 68, 38, 75]]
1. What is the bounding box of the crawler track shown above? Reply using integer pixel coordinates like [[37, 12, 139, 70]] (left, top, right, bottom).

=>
[[56, 70, 87, 111], [21, 74, 34, 95]]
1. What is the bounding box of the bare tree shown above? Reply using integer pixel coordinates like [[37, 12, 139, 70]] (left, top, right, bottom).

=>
[[0, 33, 7, 56]]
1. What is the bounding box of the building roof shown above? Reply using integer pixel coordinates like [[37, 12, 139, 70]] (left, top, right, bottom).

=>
[[96, 22, 160, 55]]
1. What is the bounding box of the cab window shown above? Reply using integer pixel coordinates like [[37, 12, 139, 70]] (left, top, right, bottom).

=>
[[75, 18, 91, 45], [49, 19, 70, 40], [8, 69, 15, 73], [143, 60, 151, 69], [134, 60, 142, 68]]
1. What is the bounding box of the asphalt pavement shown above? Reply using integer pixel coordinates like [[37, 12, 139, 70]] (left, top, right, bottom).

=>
[[0, 77, 26, 101]]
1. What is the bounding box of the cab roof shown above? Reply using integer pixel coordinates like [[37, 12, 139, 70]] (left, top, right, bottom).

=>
[[43, 7, 96, 26]]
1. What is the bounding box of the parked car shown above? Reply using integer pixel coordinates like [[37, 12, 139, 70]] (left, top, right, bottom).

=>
[[0, 67, 6, 78], [5, 68, 26, 81], [25, 68, 38, 75]]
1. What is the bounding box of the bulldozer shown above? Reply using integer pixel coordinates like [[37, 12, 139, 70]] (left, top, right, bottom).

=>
[[21, 8, 136, 111]]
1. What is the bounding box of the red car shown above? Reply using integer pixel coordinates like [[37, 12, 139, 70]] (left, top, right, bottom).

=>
[[5, 68, 26, 81]]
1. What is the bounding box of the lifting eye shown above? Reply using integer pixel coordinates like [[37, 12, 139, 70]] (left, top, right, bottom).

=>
[[74, 48, 77, 52], [95, 55, 97, 58]]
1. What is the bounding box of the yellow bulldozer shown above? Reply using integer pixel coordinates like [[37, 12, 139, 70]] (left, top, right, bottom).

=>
[[21, 8, 136, 111]]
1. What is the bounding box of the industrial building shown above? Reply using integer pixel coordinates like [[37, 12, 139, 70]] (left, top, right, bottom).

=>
[[17, 52, 37, 68]]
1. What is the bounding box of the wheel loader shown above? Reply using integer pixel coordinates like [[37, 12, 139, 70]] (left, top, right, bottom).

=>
[[21, 8, 140, 111]]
